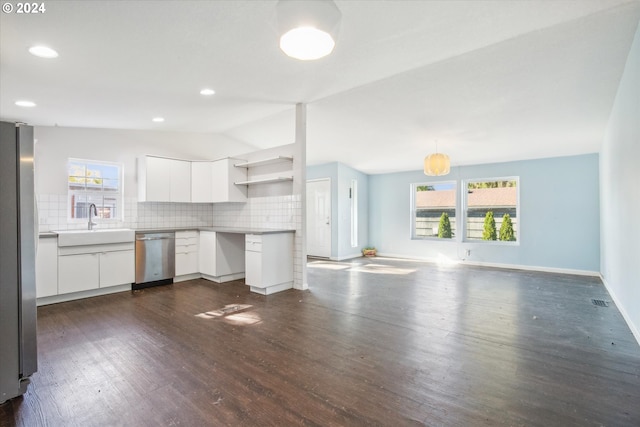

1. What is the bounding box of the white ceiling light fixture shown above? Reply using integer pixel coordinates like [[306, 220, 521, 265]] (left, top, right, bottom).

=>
[[200, 88, 215, 96], [28, 45, 59, 59], [277, 0, 341, 60], [15, 100, 36, 107], [424, 141, 451, 176], [152, 117, 165, 123]]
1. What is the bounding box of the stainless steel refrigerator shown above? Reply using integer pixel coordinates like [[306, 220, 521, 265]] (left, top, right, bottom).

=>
[[0, 121, 37, 403]]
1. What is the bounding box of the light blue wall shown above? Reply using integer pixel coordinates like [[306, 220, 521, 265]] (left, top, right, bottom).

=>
[[336, 163, 369, 259], [600, 22, 640, 342], [307, 162, 369, 259], [369, 154, 600, 271]]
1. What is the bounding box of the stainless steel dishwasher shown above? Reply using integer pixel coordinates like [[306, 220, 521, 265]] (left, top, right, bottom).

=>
[[135, 231, 175, 288]]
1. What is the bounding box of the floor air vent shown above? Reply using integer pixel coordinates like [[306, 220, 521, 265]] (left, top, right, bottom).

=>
[[591, 299, 609, 307]]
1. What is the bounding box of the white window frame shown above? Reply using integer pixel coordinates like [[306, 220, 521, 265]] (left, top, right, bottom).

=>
[[462, 176, 520, 244], [67, 158, 124, 222], [410, 181, 458, 241]]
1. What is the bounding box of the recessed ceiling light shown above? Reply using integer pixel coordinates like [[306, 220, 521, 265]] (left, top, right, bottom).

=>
[[200, 88, 215, 96], [15, 100, 36, 107], [152, 117, 165, 123], [29, 45, 59, 59]]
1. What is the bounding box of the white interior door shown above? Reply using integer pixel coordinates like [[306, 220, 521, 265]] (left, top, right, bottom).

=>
[[306, 179, 331, 258]]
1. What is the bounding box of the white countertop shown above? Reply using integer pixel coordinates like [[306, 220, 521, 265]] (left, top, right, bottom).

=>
[[40, 226, 296, 238]]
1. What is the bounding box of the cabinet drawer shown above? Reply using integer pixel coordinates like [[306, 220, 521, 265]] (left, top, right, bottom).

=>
[[176, 227, 198, 249], [179, 237, 198, 244], [176, 230, 198, 242], [245, 234, 262, 252], [176, 241, 198, 248], [175, 245, 198, 255]]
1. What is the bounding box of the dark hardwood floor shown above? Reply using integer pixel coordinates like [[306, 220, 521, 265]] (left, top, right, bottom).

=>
[[1, 257, 639, 426]]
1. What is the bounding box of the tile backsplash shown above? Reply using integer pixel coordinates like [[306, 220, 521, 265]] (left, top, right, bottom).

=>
[[212, 195, 299, 229], [37, 194, 297, 232]]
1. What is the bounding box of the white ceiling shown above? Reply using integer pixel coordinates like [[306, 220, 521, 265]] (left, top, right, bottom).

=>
[[1, 1, 639, 173]]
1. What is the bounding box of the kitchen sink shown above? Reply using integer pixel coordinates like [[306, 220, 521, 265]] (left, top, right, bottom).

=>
[[56, 229, 135, 247]]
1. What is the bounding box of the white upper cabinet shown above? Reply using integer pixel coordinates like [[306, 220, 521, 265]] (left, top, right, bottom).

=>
[[140, 156, 249, 203], [191, 158, 247, 203], [138, 156, 191, 202], [170, 159, 191, 202], [211, 158, 247, 203], [141, 156, 171, 201], [191, 161, 213, 203]]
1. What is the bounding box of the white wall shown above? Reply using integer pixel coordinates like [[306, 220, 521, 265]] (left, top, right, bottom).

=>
[[33, 126, 256, 231], [600, 22, 640, 344], [34, 126, 256, 196]]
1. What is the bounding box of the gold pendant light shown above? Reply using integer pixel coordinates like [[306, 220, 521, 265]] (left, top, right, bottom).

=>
[[424, 141, 450, 176]]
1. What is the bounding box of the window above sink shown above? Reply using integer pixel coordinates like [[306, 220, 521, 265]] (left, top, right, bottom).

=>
[[68, 158, 123, 223]]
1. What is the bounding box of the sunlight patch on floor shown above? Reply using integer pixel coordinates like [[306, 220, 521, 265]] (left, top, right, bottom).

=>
[[224, 311, 262, 326], [435, 253, 457, 265], [308, 260, 417, 276], [348, 264, 417, 275], [195, 304, 260, 325], [308, 261, 354, 270]]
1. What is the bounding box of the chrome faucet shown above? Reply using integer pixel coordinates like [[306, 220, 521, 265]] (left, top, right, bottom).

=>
[[88, 203, 98, 230]]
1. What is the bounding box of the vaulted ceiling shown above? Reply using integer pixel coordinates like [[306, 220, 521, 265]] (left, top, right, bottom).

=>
[[1, 1, 639, 173]]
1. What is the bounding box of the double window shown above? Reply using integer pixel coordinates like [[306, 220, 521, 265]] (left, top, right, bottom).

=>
[[68, 159, 123, 221], [411, 177, 518, 242]]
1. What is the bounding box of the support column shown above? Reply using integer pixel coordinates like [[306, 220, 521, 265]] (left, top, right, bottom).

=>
[[293, 103, 308, 290]]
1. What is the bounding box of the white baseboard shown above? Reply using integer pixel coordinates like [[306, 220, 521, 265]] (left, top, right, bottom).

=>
[[599, 274, 640, 347], [173, 273, 201, 283], [201, 272, 245, 283], [250, 281, 293, 295], [376, 252, 600, 277], [330, 253, 363, 261], [462, 260, 600, 277], [37, 284, 131, 306], [308, 253, 363, 261]]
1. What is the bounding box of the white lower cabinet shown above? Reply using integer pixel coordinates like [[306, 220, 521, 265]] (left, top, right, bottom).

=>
[[100, 250, 135, 287], [58, 253, 100, 294], [175, 230, 199, 279], [245, 233, 293, 295], [58, 243, 134, 295], [36, 237, 59, 298], [245, 249, 261, 287]]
